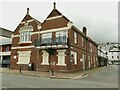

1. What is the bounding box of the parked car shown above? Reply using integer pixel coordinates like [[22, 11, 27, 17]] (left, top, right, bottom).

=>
[[114, 62, 120, 65], [2, 60, 10, 67], [108, 61, 112, 65]]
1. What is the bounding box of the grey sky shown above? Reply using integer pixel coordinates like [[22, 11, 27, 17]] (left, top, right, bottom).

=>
[[0, 1, 118, 43]]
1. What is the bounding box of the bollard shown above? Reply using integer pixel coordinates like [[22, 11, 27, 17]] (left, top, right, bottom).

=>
[[19, 66, 21, 73], [51, 68, 54, 76]]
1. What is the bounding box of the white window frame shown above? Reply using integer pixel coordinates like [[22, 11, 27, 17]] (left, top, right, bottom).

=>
[[56, 30, 68, 43], [94, 56, 96, 67], [90, 43, 93, 52], [41, 33, 52, 44], [91, 56, 93, 64], [17, 51, 31, 64], [56, 30, 68, 37], [41, 50, 49, 65], [88, 55, 91, 68], [74, 32, 77, 44], [82, 54, 85, 70], [71, 51, 77, 65], [56, 50, 66, 66], [19, 24, 33, 43]]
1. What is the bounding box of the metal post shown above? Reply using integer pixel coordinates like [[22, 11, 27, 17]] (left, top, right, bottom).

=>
[[51, 68, 54, 76], [19, 65, 21, 73], [37, 50, 39, 71]]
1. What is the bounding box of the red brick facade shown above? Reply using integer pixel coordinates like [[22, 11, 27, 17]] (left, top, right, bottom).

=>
[[10, 4, 98, 72]]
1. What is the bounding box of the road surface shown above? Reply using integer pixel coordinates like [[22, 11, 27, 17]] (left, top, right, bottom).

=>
[[1, 65, 118, 88]]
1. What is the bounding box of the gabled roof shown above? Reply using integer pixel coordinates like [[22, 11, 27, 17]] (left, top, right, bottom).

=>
[[47, 9, 62, 18], [41, 5, 70, 30], [22, 14, 33, 22], [109, 47, 120, 52], [13, 8, 41, 34]]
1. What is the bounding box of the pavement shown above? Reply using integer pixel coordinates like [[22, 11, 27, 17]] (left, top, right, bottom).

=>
[[0, 66, 106, 79]]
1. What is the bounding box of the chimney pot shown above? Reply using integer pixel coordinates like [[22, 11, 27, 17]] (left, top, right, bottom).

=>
[[82, 27, 87, 35]]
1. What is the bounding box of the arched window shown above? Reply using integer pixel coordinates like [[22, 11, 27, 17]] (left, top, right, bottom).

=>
[[19, 24, 33, 43]]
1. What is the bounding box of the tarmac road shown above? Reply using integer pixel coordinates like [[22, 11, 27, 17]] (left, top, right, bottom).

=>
[[1, 65, 118, 88], [77, 65, 118, 84]]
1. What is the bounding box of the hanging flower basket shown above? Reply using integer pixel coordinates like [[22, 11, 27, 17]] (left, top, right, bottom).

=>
[[46, 48, 54, 55]]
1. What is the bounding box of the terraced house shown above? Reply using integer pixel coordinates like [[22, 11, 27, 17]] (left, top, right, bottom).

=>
[[10, 3, 98, 72]]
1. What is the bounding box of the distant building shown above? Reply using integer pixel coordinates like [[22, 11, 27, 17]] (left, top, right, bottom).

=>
[[98, 45, 108, 67], [0, 27, 13, 65], [10, 3, 98, 72], [108, 47, 120, 63]]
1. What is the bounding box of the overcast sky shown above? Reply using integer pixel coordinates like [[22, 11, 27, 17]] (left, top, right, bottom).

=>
[[0, 0, 118, 43]]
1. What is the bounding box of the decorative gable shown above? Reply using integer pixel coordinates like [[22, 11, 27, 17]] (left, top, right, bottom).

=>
[[41, 3, 70, 31]]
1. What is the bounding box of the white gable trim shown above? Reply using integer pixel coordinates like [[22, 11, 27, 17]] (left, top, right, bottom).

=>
[[11, 46, 35, 49], [46, 15, 63, 20], [20, 19, 34, 24], [12, 31, 40, 38], [31, 31, 40, 35], [12, 34, 19, 38], [40, 27, 69, 34], [57, 50, 66, 52]]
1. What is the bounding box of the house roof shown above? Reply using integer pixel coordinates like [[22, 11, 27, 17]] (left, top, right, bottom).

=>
[[72, 25, 98, 46], [0, 27, 13, 38], [109, 47, 120, 52], [13, 8, 41, 34], [22, 14, 33, 22], [47, 9, 62, 18], [41, 4, 70, 30], [0, 38, 12, 45], [40, 3, 98, 46]]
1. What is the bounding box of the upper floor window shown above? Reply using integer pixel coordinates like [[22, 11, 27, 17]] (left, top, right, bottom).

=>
[[82, 37, 86, 48], [41, 33, 52, 45], [56, 31, 67, 43], [56, 31, 67, 37], [74, 32, 77, 43], [19, 23, 33, 43], [90, 43, 93, 52], [5, 47, 9, 52]]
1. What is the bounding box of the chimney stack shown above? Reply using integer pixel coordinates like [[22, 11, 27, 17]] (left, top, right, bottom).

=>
[[82, 27, 87, 35]]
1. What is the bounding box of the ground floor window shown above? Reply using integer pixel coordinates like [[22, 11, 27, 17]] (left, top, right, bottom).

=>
[[71, 51, 77, 65], [88, 55, 91, 68], [94, 56, 96, 67], [91, 56, 93, 64], [17, 51, 31, 64], [41, 50, 49, 65], [57, 50, 66, 66]]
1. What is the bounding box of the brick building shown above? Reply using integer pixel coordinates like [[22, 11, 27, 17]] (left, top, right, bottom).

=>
[[0, 27, 13, 66], [10, 8, 41, 70], [10, 3, 98, 72]]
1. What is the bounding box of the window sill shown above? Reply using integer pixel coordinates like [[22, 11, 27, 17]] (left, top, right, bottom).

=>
[[56, 64, 66, 66], [41, 63, 49, 65], [18, 41, 32, 44]]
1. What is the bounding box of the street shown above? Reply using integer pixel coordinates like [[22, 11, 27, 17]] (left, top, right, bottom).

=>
[[1, 65, 118, 88]]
